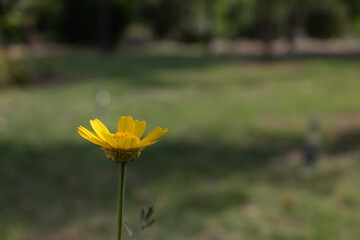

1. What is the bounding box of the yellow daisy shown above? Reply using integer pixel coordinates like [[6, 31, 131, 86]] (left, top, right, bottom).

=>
[[78, 116, 168, 162]]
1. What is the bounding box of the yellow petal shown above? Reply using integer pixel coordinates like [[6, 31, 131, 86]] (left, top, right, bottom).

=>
[[117, 138, 126, 149], [78, 126, 104, 143], [123, 138, 138, 149], [140, 140, 158, 148], [94, 119, 111, 134], [141, 127, 168, 144], [78, 128, 108, 148], [141, 127, 161, 142], [118, 116, 134, 133], [133, 120, 146, 138], [90, 119, 118, 148]]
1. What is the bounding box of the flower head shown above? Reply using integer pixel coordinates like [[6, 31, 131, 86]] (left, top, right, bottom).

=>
[[78, 116, 168, 162]]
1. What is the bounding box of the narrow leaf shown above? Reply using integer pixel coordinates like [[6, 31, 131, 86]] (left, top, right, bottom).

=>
[[145, 206, 154, 220], [146, 219, 156, 228], [140, 208, 145, 218], [124, 221, 133, 237]]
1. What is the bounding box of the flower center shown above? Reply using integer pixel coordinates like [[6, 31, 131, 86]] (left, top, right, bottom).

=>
[[113, 131, 139, 142]]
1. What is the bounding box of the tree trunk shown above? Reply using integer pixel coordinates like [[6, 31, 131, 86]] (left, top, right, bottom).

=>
[[256, 0, 278, 60], [99, 0, 112, 52]]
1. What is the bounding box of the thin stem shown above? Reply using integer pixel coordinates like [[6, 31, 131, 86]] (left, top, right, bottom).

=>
[[117, 162, 127, 240]]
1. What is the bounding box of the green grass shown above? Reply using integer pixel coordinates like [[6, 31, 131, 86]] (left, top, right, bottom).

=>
[[1, 50, 360, 240]]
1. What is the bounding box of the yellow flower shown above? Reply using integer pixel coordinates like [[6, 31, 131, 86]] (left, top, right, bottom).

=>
[[78, 116, 168, 162]]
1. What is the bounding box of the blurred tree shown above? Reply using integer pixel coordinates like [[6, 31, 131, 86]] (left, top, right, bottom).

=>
[[284, 0, 304, 54], [304, 0, 348, 39], [213, 0, 256, 39], [255, 0, 286, 59], [343, 0, 360, 19], [140, 0, 258, 43], [176, 0, 213, 43], [342, 0, 360, 35], [0, 0, 62, 45], [57, 0, 132, 48], [139, 0, 182, 38], [254, 0, 348, 57], [0, 0, 56, 86], [99, 0, 112, 51], [0, 0, 358, 48], [139, 0, 213, 43]]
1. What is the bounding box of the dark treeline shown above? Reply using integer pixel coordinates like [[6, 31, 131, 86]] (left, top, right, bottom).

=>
[[0, 0, 360, 48]]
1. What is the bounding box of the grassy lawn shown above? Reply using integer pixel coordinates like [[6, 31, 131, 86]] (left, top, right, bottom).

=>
[[1, 50, 360, 240]]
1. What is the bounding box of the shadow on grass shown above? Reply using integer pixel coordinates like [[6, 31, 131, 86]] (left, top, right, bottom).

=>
[[0, 133, 301, 230], [328, 128, 360, 154], [46, 52, 360, 88], [0, 127, 359, 234], [54, 54, 238, 87]]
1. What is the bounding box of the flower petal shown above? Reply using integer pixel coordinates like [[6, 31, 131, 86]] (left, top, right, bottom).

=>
[[117, 138, 126, 149], [90, 119, 118, 148], [141, 127, 168, 144], [118, 116, 134, 133], [133, 120, 146, 138], [140, 140, 158, 148], [124, 138, 138, 149], [78, 126, 104, 142], [78, 127, 108, 147]]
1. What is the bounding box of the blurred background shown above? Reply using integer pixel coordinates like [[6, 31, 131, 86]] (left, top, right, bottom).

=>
[[1, 0, 360, 239]]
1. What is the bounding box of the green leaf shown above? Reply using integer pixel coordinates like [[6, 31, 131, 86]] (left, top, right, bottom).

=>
[[124, 221, 133, 237], [125, 206, 156, 240]]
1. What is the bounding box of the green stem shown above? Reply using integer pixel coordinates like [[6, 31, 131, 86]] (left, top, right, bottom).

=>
[[117, 162, 127, 240]]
